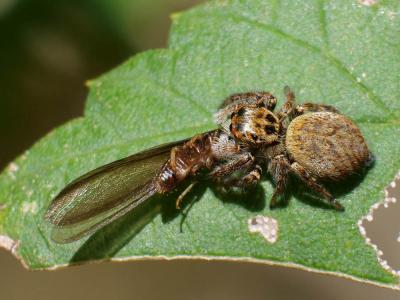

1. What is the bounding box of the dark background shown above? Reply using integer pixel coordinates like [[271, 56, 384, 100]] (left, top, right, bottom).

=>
[[0, 1, 399, 299]]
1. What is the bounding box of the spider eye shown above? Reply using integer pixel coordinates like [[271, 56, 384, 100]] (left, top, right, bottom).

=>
[[265, 114, 276, 123], [235, 123, 243, 132], [236, 107, 246, 117], [265, 125, 276, 134]]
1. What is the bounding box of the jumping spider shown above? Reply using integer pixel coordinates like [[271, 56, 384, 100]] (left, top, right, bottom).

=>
[[46, 87, 372, 243], [211, 86, 372, 211]]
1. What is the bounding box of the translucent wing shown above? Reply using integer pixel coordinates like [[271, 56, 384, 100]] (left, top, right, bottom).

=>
[[45, 140, 186, 243]]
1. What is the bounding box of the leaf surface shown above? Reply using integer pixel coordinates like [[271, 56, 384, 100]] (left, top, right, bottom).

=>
[[0, 0, 399, 288]]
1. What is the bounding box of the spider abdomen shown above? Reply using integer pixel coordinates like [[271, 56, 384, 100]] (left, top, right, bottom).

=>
[[285, 112, 371, 180]]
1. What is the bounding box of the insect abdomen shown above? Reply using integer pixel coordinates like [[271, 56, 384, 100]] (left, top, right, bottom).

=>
[[155, 132, 216, 193]]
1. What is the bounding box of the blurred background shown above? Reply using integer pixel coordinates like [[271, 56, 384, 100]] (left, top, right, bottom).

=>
[[0, 0, 399, 299]]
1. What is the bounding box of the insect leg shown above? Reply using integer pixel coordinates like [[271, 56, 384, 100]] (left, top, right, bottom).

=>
[[290, 162, 344, 211], [176, 182, 197, 209], [268, 155, 290, 209], [295, 103, 339, 116]]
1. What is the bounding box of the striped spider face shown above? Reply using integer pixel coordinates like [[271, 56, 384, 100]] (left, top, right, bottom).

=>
[[229, 106, 280, 146]]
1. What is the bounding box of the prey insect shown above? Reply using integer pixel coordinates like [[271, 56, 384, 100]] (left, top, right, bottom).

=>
[[45, 87, 373, 243]]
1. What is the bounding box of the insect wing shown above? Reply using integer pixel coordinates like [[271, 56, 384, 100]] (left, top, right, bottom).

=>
[[45, 140, 186, 243]]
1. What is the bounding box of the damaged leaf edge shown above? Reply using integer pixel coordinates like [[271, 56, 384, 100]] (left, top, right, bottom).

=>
[[358, 170, 400, 282]]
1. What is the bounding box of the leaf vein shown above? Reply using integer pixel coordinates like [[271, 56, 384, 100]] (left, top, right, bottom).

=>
[[318, 0, 330, 48], [141, 73, 212, 117], [35, 223, 53, 256], [205, 11, 394, 116]]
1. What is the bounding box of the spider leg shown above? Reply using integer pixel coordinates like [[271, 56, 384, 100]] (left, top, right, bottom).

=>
[[295, 103, 339, 116], [211, 152, 254, 177], [290, 162, 344, 211], [213, 164, 262, 190], [211, 149, 262, 189], [268, 155, 290, 209], [277, 86, 296, 121], [235, 164, 262, 186]]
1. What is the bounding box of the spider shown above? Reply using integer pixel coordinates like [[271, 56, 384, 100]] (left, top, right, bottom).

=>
[[212, 86, 373, 211]]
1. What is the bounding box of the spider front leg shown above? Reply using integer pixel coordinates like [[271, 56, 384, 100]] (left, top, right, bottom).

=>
[[211, 152, 254, 177], [210, 149, 263, 189], [213, 164, 263, 190], [234, 164, 263, 187], [290, 162, 344, 211], [268, 155, 290, 209]]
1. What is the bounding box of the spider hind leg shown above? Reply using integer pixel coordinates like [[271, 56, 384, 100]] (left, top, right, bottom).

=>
[[290, 162, 344, 211]]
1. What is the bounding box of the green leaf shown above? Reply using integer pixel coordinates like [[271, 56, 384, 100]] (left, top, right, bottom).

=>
[[1, 0, 399, 288]]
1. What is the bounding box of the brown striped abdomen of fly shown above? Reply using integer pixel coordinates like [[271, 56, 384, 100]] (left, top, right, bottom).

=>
[[155, 131, 218, 193]]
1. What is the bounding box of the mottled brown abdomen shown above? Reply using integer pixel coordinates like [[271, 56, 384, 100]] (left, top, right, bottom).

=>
[[285, 112, 371, 180]]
